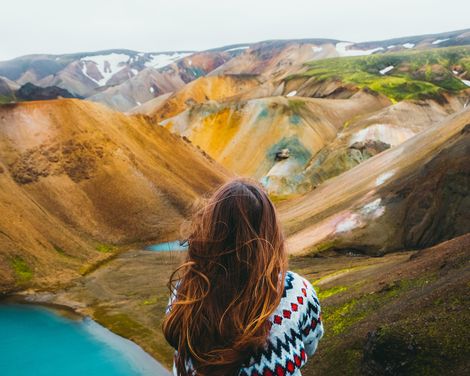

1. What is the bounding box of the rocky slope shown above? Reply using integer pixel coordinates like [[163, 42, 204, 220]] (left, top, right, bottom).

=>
[[88, 50, 243, 111], [131, 75, 261, 119], [162, 91, 390, 195], [0, 50, 195, 98], [0, 99, 228, 292], [157, 46, 470, 198], [279, 108, 470, 255]]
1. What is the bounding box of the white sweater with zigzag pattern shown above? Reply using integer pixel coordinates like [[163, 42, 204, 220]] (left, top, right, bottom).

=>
[[169, 271, 324, 376]]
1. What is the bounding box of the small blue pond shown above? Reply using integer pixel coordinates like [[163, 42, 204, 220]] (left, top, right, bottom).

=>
[[145, 240, 188, 252], [0, 303, 170, 376]]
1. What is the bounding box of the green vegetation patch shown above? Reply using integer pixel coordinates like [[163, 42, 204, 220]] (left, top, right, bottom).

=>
[[95, 243, 117, 253], [323, 275, 437, 336], [287, 99, 306, 113], [288, 46, 470, 102], [10, 256, 33, 283], [94, 307, 152, 339], [316, 285, 349, 300], [0, 96, 15, 104]]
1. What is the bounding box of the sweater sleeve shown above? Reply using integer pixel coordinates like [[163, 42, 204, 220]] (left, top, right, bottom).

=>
[[299, 278, 324, 356]]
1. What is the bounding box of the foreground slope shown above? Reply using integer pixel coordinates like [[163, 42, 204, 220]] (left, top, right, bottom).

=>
[[280, 108, 470, 255], [294, 234, 470, 376], [0, 99, 228, 292]]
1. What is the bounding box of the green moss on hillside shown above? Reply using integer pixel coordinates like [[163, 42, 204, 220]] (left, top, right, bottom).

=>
[[10, 256, 33, 283], [95, 244, 117, 253], [287, 46, 470, 102]]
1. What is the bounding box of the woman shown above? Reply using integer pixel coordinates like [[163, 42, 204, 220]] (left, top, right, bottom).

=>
[[163, 178, 323, 376]]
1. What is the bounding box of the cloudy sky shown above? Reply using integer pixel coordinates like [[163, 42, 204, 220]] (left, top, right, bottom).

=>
[[1, 0, 469, 60]]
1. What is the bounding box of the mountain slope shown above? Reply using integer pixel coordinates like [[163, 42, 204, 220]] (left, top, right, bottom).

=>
[[285, 46, 470, 102], [0, 99, 229, 292], [131, 75, 261, 120], [162, 91, 389, 194], [279, 108, 470, 255], [88, 50, 242, 111], [0, 50, 193, 98]]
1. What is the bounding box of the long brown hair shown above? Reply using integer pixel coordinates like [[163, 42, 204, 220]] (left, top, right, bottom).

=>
[[162, 178, 287, 375]]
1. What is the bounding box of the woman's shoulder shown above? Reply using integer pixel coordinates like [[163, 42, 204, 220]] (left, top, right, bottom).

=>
[[282, 270, 321, 312], [284, 271, 317, 295], [267, 270, 321, 335]]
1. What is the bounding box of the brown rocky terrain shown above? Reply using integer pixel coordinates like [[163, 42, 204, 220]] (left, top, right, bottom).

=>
[[41, 233, 469, 375], [279, 108, 470, 255]]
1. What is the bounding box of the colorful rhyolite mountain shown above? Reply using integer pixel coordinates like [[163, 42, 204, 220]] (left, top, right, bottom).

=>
[[0, 28, 469, 376], [1, 28, 469, 109], [0, 99, 228, 291]]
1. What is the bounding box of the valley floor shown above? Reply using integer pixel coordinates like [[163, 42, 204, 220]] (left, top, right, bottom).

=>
[[34, 233, 470, 376]]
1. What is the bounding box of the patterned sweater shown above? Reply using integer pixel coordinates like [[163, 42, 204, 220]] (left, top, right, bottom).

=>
[[168, 271, 324, 375]]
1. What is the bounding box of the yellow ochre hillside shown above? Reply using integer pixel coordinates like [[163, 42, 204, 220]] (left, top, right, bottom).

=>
[[0, 99, 229, 292]]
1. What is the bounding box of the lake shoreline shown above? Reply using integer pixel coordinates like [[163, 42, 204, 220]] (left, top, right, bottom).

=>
[[0, 290, 172, 376]]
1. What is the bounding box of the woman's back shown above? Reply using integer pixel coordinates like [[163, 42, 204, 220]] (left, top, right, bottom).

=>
[[163, 179, 323, 375], [239, 270, 323, 375]]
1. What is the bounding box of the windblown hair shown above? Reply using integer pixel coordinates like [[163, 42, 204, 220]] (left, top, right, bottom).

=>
[[163, 178, 287, 376]]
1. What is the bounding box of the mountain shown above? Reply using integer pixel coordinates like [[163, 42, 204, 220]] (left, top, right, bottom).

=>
[[159, 46, 470, 197], [131, 75, 262, 119], [0, 99, 228, 292], [2, 28, 469, 112], [15, 82, 78, 101], [162, 91, 389, 194], [279, 108, 470, 255], [0, 50, 194, 98], [284, 46, 470, 102], [88, 50, 241, 111]]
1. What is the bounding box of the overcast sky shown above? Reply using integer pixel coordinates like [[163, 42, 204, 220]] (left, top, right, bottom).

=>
[[1, 0, 469, 60]]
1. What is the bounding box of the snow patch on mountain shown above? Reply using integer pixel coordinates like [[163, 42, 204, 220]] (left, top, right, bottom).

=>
[[375, 171, 395, 187], [226, 46, 249, 52], [461, 79, 470, 87], [360, 198, 385, 219], [335, 214, 361, 233], [145, 52, 192, 69], [350, 124, 416, 147], [81, 53, 131, 86], [336, 42, 384, 57], [312, 46, 323, 52], [432, 38, 450, 45], [379, 66, 394, 75], [403, 43, 415, 49]]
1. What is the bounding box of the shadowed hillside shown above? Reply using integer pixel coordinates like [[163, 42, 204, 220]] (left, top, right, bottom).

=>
[[279, 108, 470, 255]]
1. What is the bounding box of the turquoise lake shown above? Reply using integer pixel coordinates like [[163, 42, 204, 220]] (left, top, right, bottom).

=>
[[0, 303, 170, 376], [145, 240, 187, 252]]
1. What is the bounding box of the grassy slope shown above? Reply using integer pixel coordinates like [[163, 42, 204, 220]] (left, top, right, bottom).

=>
[[287, 46, 470, 102], [57, 234, 470, 375], [293, 234, 470, 375]]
